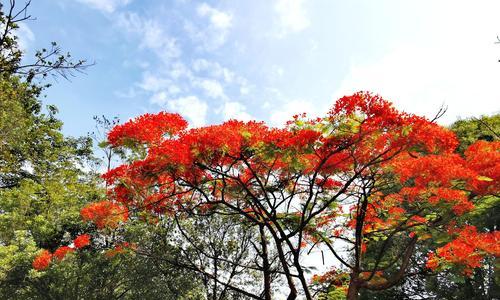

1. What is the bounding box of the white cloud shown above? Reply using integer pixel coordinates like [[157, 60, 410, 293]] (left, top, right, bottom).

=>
[[77, 0, 131, 13], [150, 91, 168, 106], [222, 101, 253, 121], [150, 93, 208, 127], [191, 59, 251, 96], [139, 73, 181, 102], [240, 85, 250, 95], [196, 79, 226, 99], [16, 23, 35, 51], [192, 58, 211, 72], [117, 12, 180, 63], [115, 11, 141, 32], [197, 3, 233, 30], [192, 59, 235, 83], [114, 87, 139, 99], [140, 24, 180, 60], [274, 0, 309, 36], [333, 2, 500, 125], [187, 3, 233, 50], [167, 96, 208, 127], [169, 62, 193, 80], [268, 65, 285, 81], [138, 73, 171, 92]]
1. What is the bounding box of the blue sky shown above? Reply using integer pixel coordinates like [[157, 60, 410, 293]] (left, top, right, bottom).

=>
[[20, 0, 500, 137]]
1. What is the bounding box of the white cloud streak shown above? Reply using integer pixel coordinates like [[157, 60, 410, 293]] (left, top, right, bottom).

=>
[[186, 3, 233, 50], [222, 101, 253, 121], [167, 96, 208, 127], [197, 3, 232, 30], [116, 12, 181, 63], [196, 79, 226, 99], [16, 23, 35, 51], [77, 0, 131, 13], [274, 0, 309, 36]]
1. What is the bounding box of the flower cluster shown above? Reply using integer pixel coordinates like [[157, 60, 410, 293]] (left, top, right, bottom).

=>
[[426, 226, 500, 275], [108, 112, 188, 146], [32, 234, 89, 271], [53, 92, 499, 289], [80, 201, 128, 229], [104, 242, 137, 258], [53, 246, 74, 261], [32, 250, 52, 271], [74, 234, 91, 249]]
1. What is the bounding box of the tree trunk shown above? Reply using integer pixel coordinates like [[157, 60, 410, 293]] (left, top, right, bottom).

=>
[[347, 277, 360, 300], [266, 226, 297, 299], [213, 256, 218, 300], [259, 225, 272, 300], [293, 255, 313, 300], [286, 289, 297, 300]]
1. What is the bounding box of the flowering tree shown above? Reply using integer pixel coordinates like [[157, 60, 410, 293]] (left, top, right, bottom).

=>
[[36, 92, 499, 299]]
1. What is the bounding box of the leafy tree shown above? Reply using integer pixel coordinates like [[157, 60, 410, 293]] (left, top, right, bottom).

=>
[[0, 46, 99, 299], [0, 1, 202, 298], [44, 93, 498, 299], [451, 114, 499, 154]]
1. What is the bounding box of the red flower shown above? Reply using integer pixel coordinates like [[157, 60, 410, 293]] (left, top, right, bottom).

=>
[[53, 246, 74, 261], [32, 250, 52, 270], [108, 112, 188, 146], [465, 140, 500, 195], [81, 201, 128, 229], [429, 226, 500, 275], [74, 234, 91, 249], [425, 252, 439, 270]]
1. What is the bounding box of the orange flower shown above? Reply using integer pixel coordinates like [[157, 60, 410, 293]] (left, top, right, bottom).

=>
[[32, 250, 52, 270], [53, 246, 74, 260], [81, 201, 128, 229], [428, 226, 500, 275], [74, 234, 91, 249], [108, 112, 188, 146], [425, 252, 439, 270]]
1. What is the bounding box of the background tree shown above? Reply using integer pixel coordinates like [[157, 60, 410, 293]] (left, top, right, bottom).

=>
[[0, 1, 203, 298], [0, 0, 89, 81]]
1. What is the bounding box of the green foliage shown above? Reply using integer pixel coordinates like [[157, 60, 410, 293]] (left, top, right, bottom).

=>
[[0, 2, 204, 298], [0, 67, 101, 295], [0, 77, 204, 298], [450, 114, 499, 154]]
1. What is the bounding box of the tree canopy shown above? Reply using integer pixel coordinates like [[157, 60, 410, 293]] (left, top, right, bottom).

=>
[[35, 92, 499, 299]]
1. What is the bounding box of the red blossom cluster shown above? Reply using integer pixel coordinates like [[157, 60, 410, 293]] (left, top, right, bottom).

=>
[[426, 225, 500, 275], [74, 234, 91, 249], [311, 269, 350, 287], [32, 250, 52, 271], [105, 242, 137, 258], [465, 140, 500, 194], [81, 200, 128, 229], [40, 92, 499, 290], [32, 234, 89, 270], [108, 112, 188, 146], [53, 246, 75, 261]]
